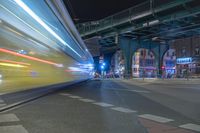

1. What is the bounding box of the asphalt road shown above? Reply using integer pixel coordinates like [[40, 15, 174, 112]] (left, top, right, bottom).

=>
[[0, 79, 200, 133]]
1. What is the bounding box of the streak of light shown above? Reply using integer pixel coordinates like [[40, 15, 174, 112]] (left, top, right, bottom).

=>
[[0, 48, 62, 67], [67, 67, 82, 72], [4, 26, 23, 37], [0, 59, 31, 66], [0, 62, 27, 68], [13, 0, 81, 57], [0, 4, 51, 42]]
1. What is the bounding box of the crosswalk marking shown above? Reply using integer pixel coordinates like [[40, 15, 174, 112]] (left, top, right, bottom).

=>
[[59, 93, 71, 96], [139, 114, 174, 123], [130, 90, 150, 93], [0, 114, 20, 123], [93, 102, 114, 107], [68, 96, 82, 99], [0, 125, 28, 133], [111, 107, 137, 113], [179, 123, 200, 132], [78, 99, 95, 103], [105, 88, 150, 93]]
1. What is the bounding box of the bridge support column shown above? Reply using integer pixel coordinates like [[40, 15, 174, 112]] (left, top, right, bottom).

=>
[[119, 37, 138, 79], [151, 43, 169, 77]]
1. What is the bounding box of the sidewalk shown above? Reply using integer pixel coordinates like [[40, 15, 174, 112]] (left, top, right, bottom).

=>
[[139, 118, 196, 133], [125, 78, 200, 84]]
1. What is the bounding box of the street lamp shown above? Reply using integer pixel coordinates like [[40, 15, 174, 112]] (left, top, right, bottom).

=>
[[101, 65, 104, 69], [101, 63, 106, 78]]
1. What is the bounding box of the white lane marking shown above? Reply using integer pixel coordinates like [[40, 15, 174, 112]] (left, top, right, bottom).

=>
[[0, 125, 28, 133], [130, 90, 150, 93], [68, 96, 82, 99], [179, 123, 200, 132], [0, 114, 20, 123], [105, 88, 150, 93], [59, 93, 72, 96], [78, 99, 95, 103], [111, 107, 137, 113], [139, 114, 174, 123], [93, 102, 114, 107]]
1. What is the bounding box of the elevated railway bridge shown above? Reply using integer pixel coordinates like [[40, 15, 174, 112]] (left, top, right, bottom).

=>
[[76, 0, 200, 77]]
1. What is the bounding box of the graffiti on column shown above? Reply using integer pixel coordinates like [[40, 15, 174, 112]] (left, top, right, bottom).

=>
[[162, 49, 176, 78], [132, 49, 156, 78]]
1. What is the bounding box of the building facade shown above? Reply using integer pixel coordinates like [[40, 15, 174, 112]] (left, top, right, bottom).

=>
[[172, 36, 200, 77]]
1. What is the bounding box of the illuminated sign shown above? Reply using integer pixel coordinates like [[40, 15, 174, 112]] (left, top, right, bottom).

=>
[[176, 57, 192, 64]]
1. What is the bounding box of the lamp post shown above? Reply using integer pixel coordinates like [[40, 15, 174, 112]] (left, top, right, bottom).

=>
[[101, 62, 106, 78]]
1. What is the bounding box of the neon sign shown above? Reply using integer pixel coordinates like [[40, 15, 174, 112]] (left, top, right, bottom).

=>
[[176, 57, 192, 64]]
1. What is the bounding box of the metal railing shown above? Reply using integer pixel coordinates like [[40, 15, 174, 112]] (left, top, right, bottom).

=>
[[76, 0, 192, 37]]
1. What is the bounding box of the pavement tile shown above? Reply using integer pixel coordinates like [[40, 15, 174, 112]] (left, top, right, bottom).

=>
[[139, 118, 195, 133]]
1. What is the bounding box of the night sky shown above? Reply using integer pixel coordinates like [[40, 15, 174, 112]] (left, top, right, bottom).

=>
[[63, 0, 146, 23], [63, 0, 146, 70]]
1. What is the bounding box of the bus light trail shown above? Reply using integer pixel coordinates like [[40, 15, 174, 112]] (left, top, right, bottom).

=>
[[0, 48, 62, 67]]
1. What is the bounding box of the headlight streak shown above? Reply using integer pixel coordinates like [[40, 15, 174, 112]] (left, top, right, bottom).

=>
[[13, 0, 81, 57], [66, 64, 94, 73], [0, 62, 27, 68], [4, 25, 24, 37], [0, 4, 51, 43]]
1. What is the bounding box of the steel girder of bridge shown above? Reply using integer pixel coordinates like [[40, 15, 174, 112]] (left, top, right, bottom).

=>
[[76, 0, 200, 46]]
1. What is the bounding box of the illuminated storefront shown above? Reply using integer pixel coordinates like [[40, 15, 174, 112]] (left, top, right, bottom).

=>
[[176, 57, 200, 77], [176, 57, 192, 77]]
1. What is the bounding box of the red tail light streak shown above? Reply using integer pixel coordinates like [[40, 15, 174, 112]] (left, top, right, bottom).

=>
[[0, 48, 63, 67], [0, 59, 31, 66]]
